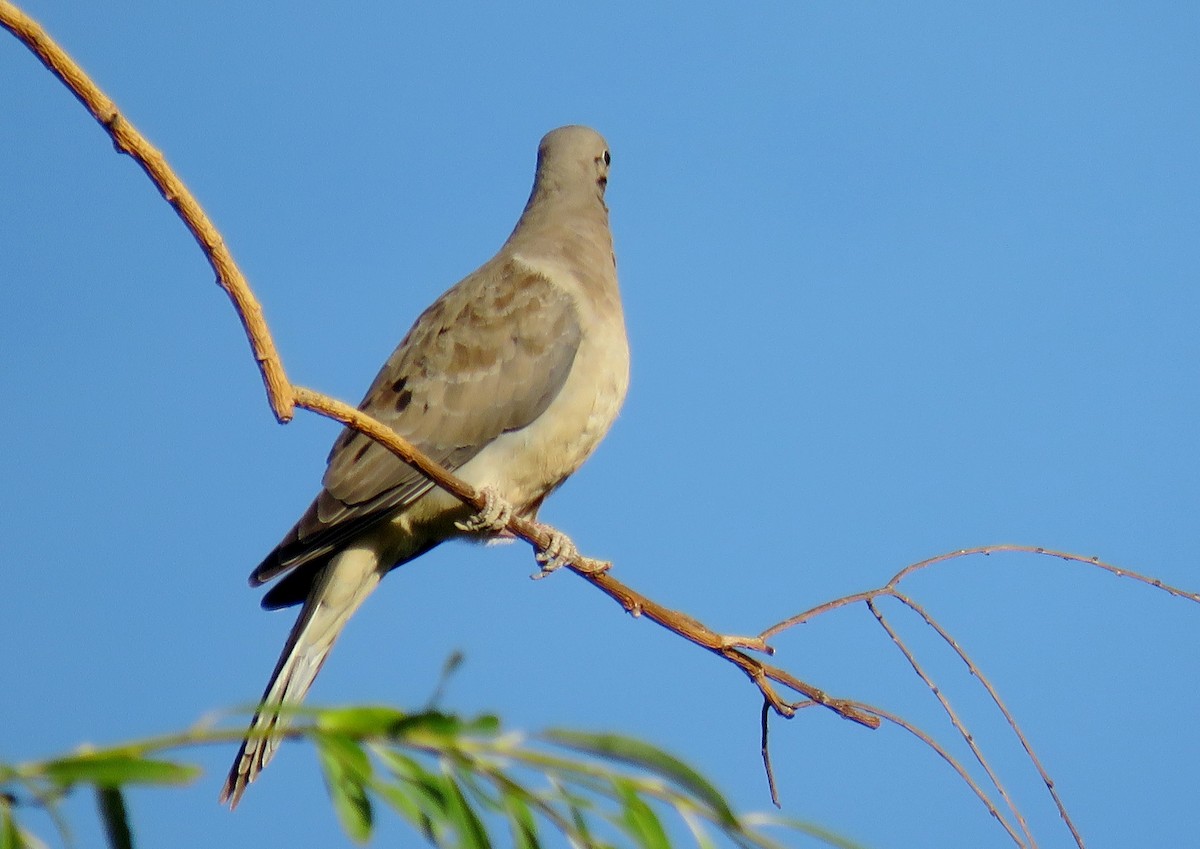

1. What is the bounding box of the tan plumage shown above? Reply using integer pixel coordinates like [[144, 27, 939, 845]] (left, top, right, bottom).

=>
[[220, 125, 629, 807]]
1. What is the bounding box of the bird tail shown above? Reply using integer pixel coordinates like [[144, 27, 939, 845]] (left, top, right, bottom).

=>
[[220, 546, 382, 809]]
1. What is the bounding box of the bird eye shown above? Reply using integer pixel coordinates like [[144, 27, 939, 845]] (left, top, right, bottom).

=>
[[602, 149, 611, 167]]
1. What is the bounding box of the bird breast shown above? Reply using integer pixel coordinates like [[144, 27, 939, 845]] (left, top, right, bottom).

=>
[[453, 253, 630, 511]]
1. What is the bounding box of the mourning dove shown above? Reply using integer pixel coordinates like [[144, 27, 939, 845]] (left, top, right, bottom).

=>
[[220, 125, 629, 807]]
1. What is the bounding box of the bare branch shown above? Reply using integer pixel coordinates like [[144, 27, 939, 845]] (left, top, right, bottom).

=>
[[0, 0, 293, 421], [760, 590, 879, 639], [763, 544, 1200, 640], [868, 599, 1036, 849], [858, 703, 1027, 849], [892, 592, 1087, 849], [888, 544, 1200, 603], [760, 702, 781, 809]]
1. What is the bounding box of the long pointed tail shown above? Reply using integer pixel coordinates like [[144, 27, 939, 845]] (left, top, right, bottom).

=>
[[220, 546, 381, 808]]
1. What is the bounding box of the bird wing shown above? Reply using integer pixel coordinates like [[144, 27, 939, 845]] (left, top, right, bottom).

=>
[[251, 259, 582, 585]]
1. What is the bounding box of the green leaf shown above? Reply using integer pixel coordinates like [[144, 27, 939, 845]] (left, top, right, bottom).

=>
[[384, 755, 498, 848], [679, 811, 719, 849], [374, 751, 453, 841], [316, 706, 408, 736], [95, 786, 132, 849], [376, 752, 447, 808], [459, 764, 511, 814], [565, 797, 620, 849], [319, 735, 372, 782], [390, 710, 500, 741], [567, 802, 590, 843], [444, 770, 491, 849], [614, 778, 669, 849], [740, 813, 871, 849], [1, 803, 19, 849], [41, 754, 199, 788], [501, 788, 539, 849], [371, 780, 426, 831], [462, 713, 501, 734], [316, 735, 373, 843], [543, 730, 737, 825]]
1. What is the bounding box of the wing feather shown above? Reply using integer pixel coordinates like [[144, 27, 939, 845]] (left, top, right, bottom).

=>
[[251, 260, 582, 585]]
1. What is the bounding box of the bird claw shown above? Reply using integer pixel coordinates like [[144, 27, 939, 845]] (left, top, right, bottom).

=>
[[531, 527, 580, 578], [456, 487, 515, 534], [534, 530, 576, 573]]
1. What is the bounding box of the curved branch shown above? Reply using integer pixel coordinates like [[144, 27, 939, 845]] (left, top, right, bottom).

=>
[[858, 703, 1027, 849], [888, 544, 1200, 602], [762, 544, 1200, 640], [868, 599, 1036, 849], [0, 0, 293, 421], [891, 592, 1086, 849]]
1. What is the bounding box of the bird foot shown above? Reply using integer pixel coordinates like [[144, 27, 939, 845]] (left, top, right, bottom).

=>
[[532, 526, 577, 576], [527, 524, 586, 578], [456, 487, 515, 535], [528, 526, 612, 579]]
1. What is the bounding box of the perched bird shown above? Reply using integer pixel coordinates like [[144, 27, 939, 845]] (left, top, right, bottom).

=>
[[220, 125, 629, 807]]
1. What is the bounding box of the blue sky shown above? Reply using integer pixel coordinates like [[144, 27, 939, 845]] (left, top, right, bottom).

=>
[[2, 2, 1199, 847]]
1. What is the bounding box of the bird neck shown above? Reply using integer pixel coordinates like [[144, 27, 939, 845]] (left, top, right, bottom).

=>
[[508, 184, 611, 252]]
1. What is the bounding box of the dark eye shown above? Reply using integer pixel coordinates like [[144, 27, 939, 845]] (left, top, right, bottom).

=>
[[602, 149, 611, 166]]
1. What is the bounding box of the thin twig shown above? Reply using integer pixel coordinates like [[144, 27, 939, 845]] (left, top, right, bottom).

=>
[[760, 701, 780, 809], [759, 541, 1194, 849], [892, 592, 1086, 849], [889, 544, 1200, 603], [867, 599, 1035, 849], [762, 544, 1200, 639], [857, 703, 1026, 849], [760, 591, 879, 639]]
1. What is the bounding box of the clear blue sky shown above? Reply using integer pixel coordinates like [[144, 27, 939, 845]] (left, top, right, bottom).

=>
[[3, 2, 1198, 847]]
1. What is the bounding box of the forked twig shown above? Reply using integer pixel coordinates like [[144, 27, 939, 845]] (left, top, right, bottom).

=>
[[761, 544, 1200, 849]]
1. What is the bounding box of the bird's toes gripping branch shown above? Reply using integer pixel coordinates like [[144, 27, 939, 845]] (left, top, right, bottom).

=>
[[531, 524, 613, 580], [456, 486, 516, 535], [532, 523, 618, 578], [532, 526, 579, 577]]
